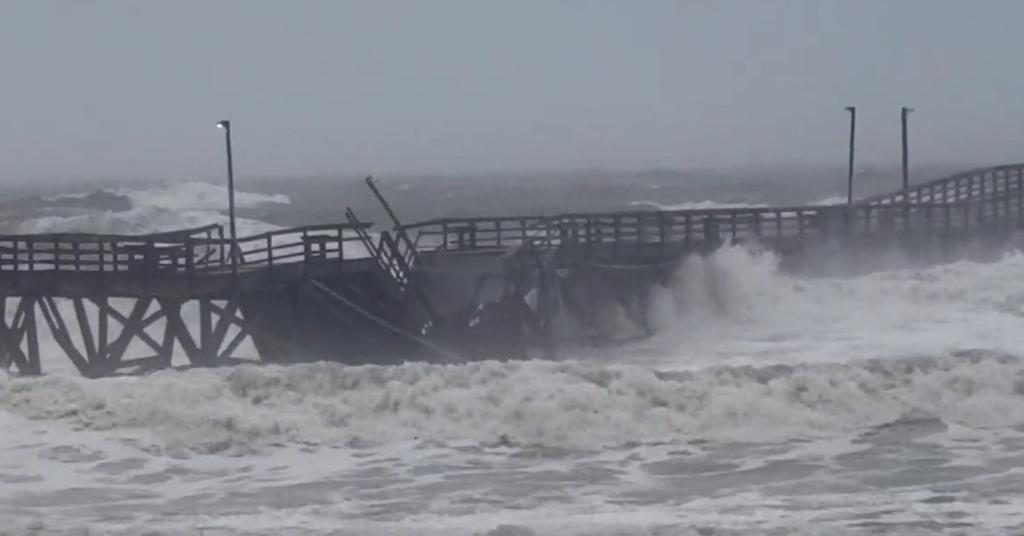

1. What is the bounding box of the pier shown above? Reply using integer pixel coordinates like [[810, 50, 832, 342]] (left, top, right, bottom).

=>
[[2, 164, 1023, 377]]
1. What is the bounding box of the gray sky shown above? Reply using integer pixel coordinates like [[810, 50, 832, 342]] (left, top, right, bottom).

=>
[[2, 0, 1023, 181]]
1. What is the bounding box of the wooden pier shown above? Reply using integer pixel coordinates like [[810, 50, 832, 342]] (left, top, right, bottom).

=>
[[2, 164, 1023, 376]]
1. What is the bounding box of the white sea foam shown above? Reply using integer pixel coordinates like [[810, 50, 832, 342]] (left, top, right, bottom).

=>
[[637, 245, 1024, 366], [629, 199, 767, 211], [17, 180, 288, 236], [809, 195, 848, 206], [2, 351, 1021, 455], [116, 180, 289, 212]]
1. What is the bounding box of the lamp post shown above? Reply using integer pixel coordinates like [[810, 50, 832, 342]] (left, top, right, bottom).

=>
[[845, 106, 856, 205], [901, 106, 913, 200], [215, 120, 238, 273]]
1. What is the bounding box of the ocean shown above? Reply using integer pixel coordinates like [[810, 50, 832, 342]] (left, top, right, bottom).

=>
[[2, 169, 1024, 535]]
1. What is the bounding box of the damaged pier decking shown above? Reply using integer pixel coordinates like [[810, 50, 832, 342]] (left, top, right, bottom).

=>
[[2, 164, 1024, 377]]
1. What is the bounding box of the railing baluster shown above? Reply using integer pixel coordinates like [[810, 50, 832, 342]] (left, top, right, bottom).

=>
[[337, 225, 345, 265], [185, 236, 195, 288], [1018, 167, 1023, 227]]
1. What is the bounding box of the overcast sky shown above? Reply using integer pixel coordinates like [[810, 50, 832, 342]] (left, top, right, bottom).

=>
[[2, 0, 1023, 181]]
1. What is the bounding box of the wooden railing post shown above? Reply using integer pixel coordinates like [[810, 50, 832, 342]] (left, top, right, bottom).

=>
[[684, 213, 692, 250], [98, 241, 106, 278], [12, 239, 20, 285], [1018, 167, 1023, 227], [143, 239, 154, 291], [185, 236, 195, 289], [337, 225, 345, 266], [302, 230, 310, 280]]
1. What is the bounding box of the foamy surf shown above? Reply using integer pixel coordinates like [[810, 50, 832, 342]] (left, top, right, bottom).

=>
[[16, 180, 288, 236], [1, 352, 1022, 454], [629, 199, 767, 211]]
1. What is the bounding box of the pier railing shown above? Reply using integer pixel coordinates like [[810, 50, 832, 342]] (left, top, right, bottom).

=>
[[0, 222, 374, 279], [858, 164, 1024, 206], [0, 163, 1021, 282], [400, 165, 1024, 255]]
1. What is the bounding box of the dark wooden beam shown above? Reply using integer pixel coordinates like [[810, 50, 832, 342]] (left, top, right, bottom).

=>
[[72, 298, 97, 366], [24, 299, 40, 375], [38, 297, 89, 376], [219, 326, 249, 360], [97, 297, 109, 365], [0, 298, 29, 373], [161, 298, 200, 364], [101, 298, 162, 368], [200, 299, 214, 364]]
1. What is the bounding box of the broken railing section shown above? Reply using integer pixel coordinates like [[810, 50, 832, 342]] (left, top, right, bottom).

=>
[[386, 163, 1024, 360], [358, 175, 439, 322]]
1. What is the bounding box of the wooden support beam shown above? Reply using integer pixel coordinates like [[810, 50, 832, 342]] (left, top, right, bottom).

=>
[[158, 318, 175, 369], [72, 298, 97, 367], [219, 326, 249, 360], [200, 299, 213, 358], [97, 297, 108, 365], [211, 300, 239, 351], [100, 298, 161, 368], [0, 298, 30, 373], [23, 298, 40, 375], [38, 297, 89, 376], [0, 298, 12, 372], [161, 299, 201, 365], [207, 300, 247, 328]]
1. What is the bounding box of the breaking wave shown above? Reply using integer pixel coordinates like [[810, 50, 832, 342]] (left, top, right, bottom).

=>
[[17, 180, 288, 236], [628, 199, 767, 211], [2, 351, 1022, 455], [639, 245, 1024, 364]]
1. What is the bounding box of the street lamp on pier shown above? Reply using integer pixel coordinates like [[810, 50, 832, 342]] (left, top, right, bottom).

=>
[[215, 120, 238, 273]]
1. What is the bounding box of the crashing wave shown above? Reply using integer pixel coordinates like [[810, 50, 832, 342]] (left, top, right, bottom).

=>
[[1, 352, 1021, 454]]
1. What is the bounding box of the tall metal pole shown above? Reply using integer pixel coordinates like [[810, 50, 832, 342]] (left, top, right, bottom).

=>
[[845, 106, 856, 205], [216, 120, 238, 275], [901, 106, 913, 200]]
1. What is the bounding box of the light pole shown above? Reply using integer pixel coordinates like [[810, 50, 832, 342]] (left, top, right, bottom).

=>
[[845, 106, 856, 205], [901, 106, 913, 200], [215, 120, 238, 272]]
